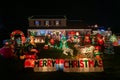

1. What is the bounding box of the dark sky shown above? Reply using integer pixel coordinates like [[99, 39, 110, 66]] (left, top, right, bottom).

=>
[[0, 0, 120, 34]]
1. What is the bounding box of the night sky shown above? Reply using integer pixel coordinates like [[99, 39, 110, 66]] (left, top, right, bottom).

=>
[[0, 0, 120, 37]]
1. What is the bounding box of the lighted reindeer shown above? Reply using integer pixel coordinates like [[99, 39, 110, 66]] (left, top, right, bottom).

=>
[[59, 35, 73, 56]]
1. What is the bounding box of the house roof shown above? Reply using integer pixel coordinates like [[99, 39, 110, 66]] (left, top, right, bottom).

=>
[[29, 15, 67, 19]]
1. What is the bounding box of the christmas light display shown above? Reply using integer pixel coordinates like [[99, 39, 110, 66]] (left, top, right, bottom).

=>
[[109, 34, 118, 46], [59, 35, 73, 56], [25, 58, 103, 72], [10, 30, 26, 44]]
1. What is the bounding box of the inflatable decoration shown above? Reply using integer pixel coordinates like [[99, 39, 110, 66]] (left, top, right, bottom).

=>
[[97, 36, 104, 46], [10, 30, 26, 44], [84, 35, 91, 45], [59, 35, 73, 56]]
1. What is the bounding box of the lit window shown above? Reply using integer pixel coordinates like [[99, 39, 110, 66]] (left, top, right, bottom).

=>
[[45, 21, 49, 26], [35, 21, 40, 26], [55, 20, 61, 26]]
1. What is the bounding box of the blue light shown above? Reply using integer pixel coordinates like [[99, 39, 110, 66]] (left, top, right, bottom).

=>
[[101, 29, 105, 31], [98, 26, 106, 31], [40, 30, 46, 36], [55, 64, 64, 71], [35, 21, 40, 25]]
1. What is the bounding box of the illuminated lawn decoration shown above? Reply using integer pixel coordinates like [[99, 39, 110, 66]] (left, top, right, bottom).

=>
[[76, 45, 95, 58], [59, 35, 73, 56], [24, 41, 104, 72], [12, 31, 104, 72], [9, 29, 106, 72], [63, 58, 103, 72], [10, 30, 26, 58], [24, 59, 35, 68], [10, 30, 26, 44], [109, 34, 118, 46], [25, 58, 103, 72]]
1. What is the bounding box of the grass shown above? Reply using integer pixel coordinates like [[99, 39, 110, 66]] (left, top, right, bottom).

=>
[[38, 47, 74, 59], [1, 46, 120, 80]]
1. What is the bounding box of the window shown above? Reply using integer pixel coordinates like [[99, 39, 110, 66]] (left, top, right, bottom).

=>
[[55, 20, 61, 26], [34, 20, 41, 26], [45, 20, 49, 26]]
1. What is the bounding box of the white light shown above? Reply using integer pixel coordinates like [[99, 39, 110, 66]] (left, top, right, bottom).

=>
[[94, 24, 98, 28], [101, 29, 105, 31]]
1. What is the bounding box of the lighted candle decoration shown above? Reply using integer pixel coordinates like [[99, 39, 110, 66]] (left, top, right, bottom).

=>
[[41, 39, 45, 43], [34, 38, 38, 43], [35, 38, 41, 43]]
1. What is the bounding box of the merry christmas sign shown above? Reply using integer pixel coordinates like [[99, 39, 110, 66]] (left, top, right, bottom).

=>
[[24, 58, 104, 72]]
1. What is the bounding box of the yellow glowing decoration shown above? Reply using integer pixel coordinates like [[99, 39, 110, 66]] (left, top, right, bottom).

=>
[[76, 32, 79, 36], [41, 39, 45, 43]]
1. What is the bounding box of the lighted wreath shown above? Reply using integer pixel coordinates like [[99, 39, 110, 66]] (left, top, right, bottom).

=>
[[10, 30, 26, 44]]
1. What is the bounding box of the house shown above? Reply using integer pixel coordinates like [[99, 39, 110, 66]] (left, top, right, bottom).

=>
[[27, 15, 92, 43]]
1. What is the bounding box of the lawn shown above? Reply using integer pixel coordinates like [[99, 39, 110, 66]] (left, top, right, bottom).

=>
[[0, 46, 120, 80]]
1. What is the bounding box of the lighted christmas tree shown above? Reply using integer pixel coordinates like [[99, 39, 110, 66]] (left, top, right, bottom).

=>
[[109, 34, 118, 46]]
